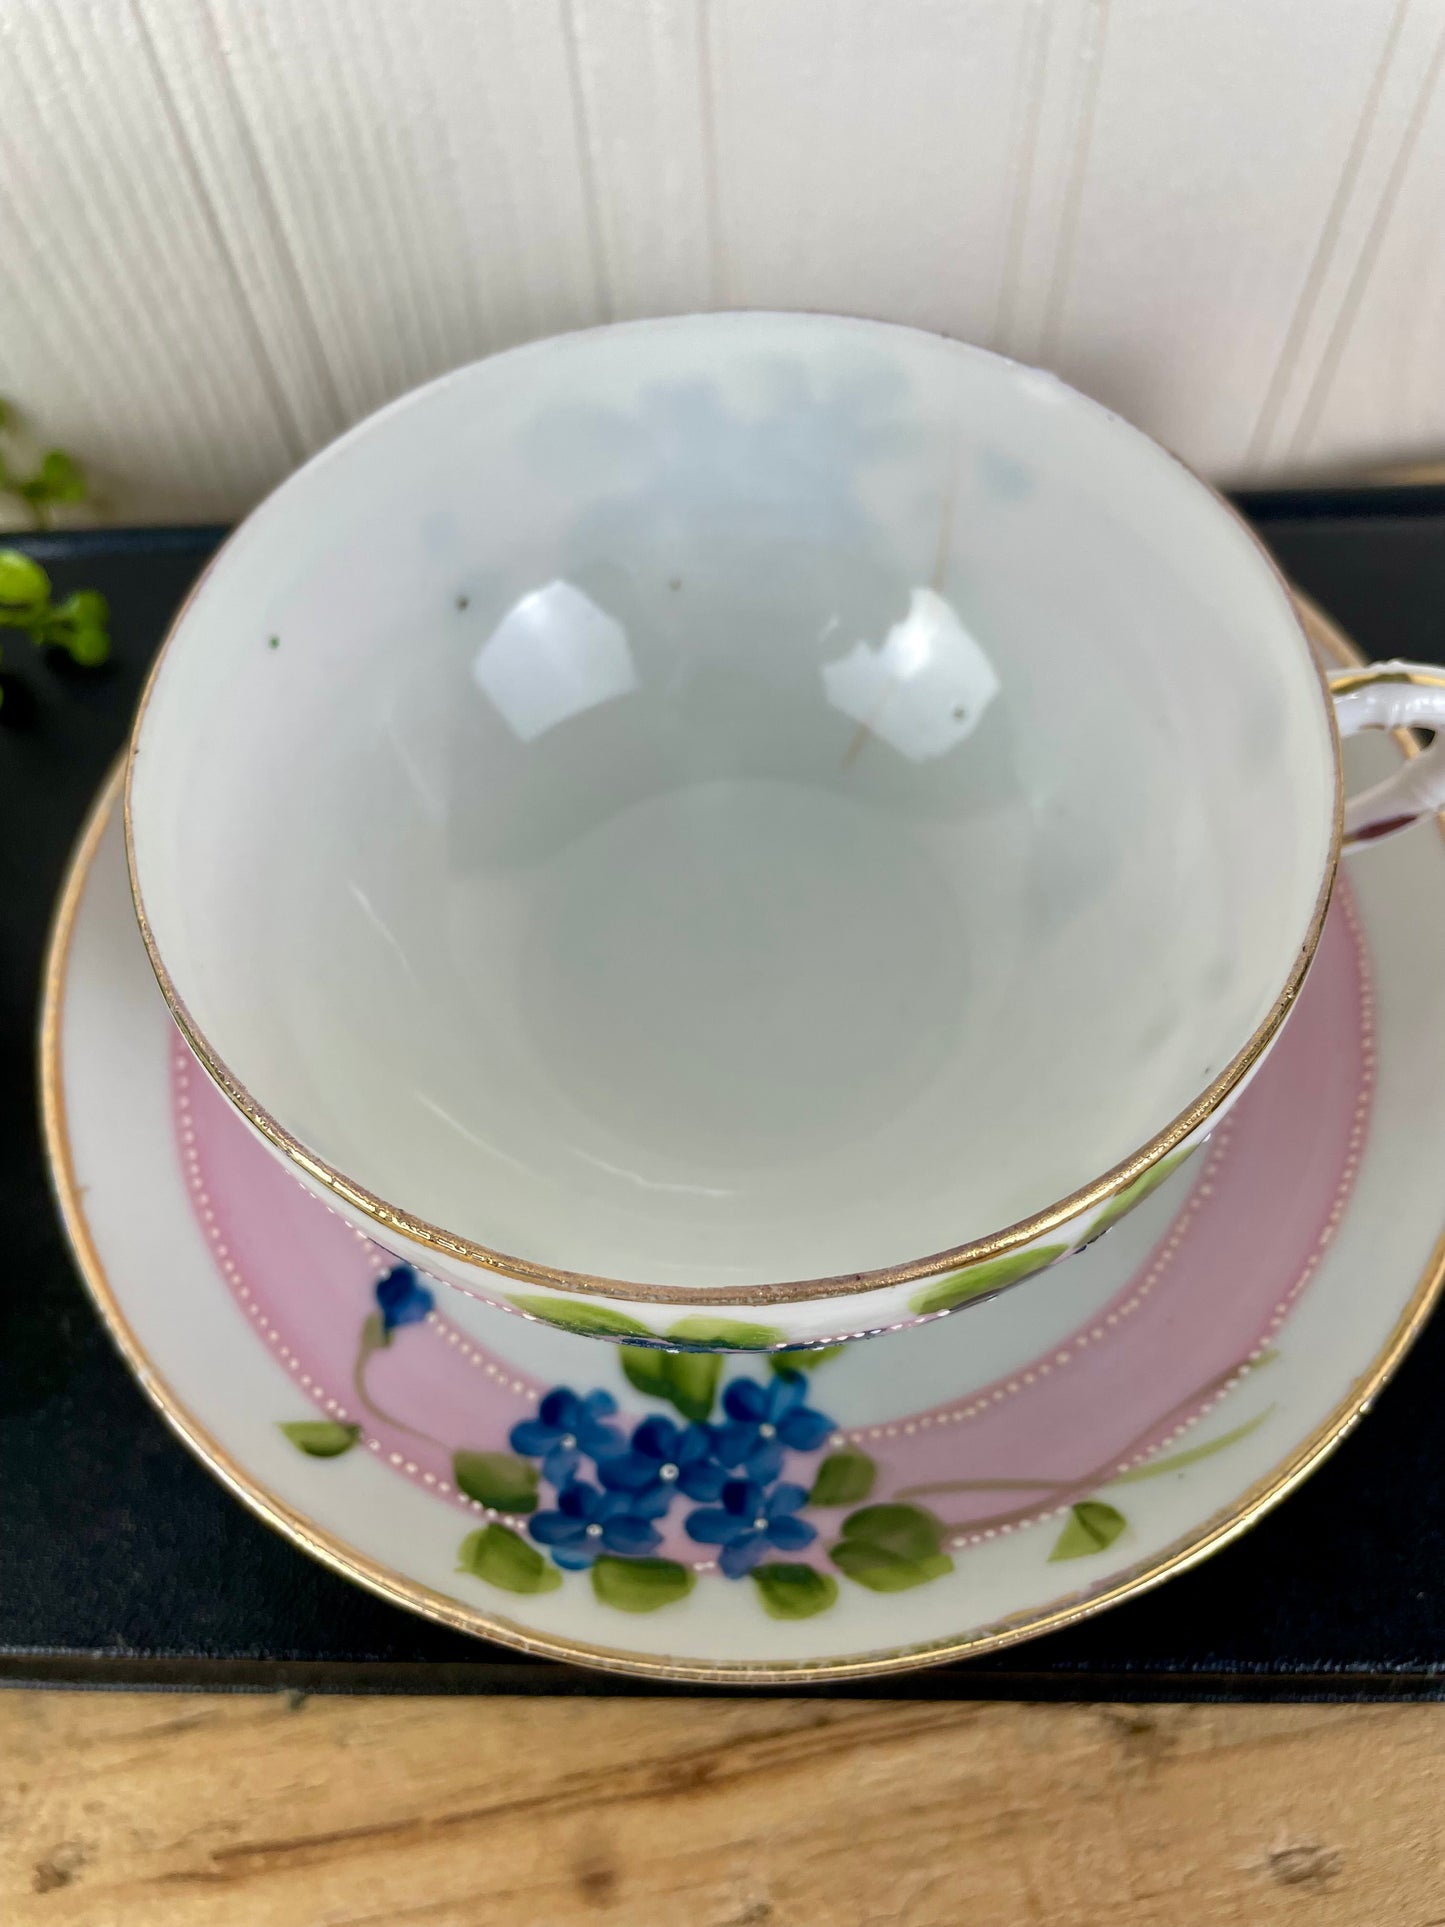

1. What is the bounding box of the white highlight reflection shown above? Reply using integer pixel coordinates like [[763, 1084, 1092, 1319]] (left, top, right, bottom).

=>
[[822, 587, 1000, 762], [472, 580, 636, 742]]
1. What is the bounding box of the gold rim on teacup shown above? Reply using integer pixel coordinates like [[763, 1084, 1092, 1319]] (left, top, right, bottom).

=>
[[120, 317, 1445, 1325], [122, 544, 1340, 1312]]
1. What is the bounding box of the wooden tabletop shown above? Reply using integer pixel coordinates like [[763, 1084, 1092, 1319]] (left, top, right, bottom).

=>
[[3, 1693, 1443, 1924]]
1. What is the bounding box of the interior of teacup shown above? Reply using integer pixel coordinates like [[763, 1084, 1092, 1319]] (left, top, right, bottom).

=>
[[128, 313, 1337, 1292]]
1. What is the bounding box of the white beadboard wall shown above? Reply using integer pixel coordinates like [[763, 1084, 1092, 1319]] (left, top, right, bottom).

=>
[[2, 0, 1443, 524]]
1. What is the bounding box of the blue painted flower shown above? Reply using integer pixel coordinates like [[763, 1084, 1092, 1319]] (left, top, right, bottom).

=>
[[509, 1387, 626, 1487], [598, 1415, 726, 1509], [684, 1477, 817, 1578], [375, 1265, 434, 1334], [714, 1371, 834, 1481], [528, 1478, 663, 1569]]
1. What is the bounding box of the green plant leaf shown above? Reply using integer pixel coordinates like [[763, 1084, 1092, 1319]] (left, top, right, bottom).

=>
[[510, 1294, 653, 1340], [1048, 1500, 1128, 1561], [39, 448, 85, 501], [1107, 1408, 1272, 1486], [452, 1450, 539, 1513], [664, 1316, 786, 1351], [769, 1345, 847, 1374], [0, 548, 48, 612], [809, 1447, 876, 1506], [22, 448, 86, 506], [1086, 1149, 1194, 1242], [52, 588, 107, 627], [279, 1420, 360, 1458], [909, 1243, 1067, 1318], [457, 1522, 562, 1594], [41, 590, 111, 666], [828, 1502, 955, 1592], [752, 1563, 838, 1620], [60, 622, 110, 668], [590, 1556, 695, 1613]]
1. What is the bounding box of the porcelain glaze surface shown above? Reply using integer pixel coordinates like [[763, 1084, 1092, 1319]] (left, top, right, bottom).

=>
[[128, 315, 1342, 1303], [47, 724, 1445, 1677]]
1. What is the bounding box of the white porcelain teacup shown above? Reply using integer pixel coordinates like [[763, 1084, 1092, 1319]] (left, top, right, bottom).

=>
[[125, 313, 1445, 1352]]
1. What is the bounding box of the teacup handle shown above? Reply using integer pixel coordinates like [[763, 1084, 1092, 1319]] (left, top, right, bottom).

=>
[[1329, 660, 1445, 847]]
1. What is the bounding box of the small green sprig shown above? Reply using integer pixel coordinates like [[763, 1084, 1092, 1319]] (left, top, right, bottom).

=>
[[0, 399, 88, 529], [0, 550, 111, 709], [0, 401, 109, 710]]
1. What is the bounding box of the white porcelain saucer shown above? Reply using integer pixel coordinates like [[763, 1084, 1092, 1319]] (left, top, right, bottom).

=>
[[42, 615, 1445, 1683]]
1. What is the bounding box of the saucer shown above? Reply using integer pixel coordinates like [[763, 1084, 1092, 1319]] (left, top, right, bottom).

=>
[[42, 638, 1445, 1683]]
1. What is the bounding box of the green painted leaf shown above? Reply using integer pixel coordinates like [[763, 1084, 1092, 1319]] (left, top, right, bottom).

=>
[[1048, 1500, 1128, 1561], [510, 1294, 653, 1340], [665, 1316, 786, 1351], [830, 1542, 955, 1592], [1087, 1149, 1194, 1241], [1107, 1408, 1272, 1486], [620, 1345, 671, 1400], [752, 1563, 838, 1620], [809, 1448, 876, 1507], [659, 1351, 723, 1423], [620, 1345, 722, 1421], [590, 1556, 696, 1613], [909, 1243, 1067, 1318], [770, 1345, 847, 1374], [0, 548, 48, 611], [452, 1450, 539, 1513], [457, 1523, 561, 1594], [836, 1503, 945, 1562], [828, 1501, 955, 1593], [279, 1420, 360, 1458]]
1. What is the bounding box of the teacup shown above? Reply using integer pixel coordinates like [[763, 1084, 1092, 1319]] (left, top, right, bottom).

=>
[[125, 313, 1445, 1352]]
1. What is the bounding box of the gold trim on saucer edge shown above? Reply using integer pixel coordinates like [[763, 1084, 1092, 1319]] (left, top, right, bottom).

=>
[[38, 602, 1445, 1681]]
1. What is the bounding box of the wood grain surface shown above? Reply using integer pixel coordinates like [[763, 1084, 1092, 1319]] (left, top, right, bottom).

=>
[[3, 1692, 1443, 1925]]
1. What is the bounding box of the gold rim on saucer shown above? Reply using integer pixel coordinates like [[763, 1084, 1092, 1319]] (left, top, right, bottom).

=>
[[41, 598, 1445, 1682]]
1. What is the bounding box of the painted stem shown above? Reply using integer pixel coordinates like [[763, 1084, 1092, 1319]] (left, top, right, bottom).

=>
[[352, 1320, 446, 1447], [897, 1357, 1261, 1536]]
